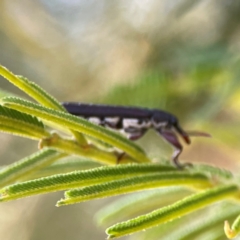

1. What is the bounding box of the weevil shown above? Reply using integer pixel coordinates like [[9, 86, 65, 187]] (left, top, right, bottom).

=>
[[62, 102, 209, 168]]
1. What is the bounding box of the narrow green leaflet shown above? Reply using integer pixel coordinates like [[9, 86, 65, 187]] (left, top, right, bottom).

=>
[[0, 164, 176, 202], [179, 204, 240, 240], [192, 164, 233, 179], [0, 105, 43, 128], [1, 64, 238, 240], [57, 172, 211, 206], [95, 188, 192, 226], [138, 204, 238, 240], [2, 97, 150, 163], [106, 184, 239, 239], [0, 105, 49, 139], [0, 65, 86, 143], [18, 76, 67, 110], [0, 149, 65, 188], [0, 65, 65, 111], [25, 158, 102, 180]]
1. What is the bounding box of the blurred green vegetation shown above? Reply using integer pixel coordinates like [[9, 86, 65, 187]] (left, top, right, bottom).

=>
[[0, 1, 240, 240]]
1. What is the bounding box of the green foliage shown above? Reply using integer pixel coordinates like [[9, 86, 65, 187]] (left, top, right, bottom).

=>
[[0, 65, 86, 144], [0, 164, 175, 202], [106, 184, 238, 239], [0, 149, 65, 188], [57, 171, 210, 206], [0, 64, 240, 239], [0, 65, 66, 116], [24, 157, 102, 180], [2, 97, 149, 163], [0, 105, 49, 139], [95, 188, 193, 226]]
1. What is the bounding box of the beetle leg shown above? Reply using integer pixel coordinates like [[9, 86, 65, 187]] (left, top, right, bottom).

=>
[[127, 129, 147, 141], [115, 129, 147, 165], [116, 152, 126, 164], [157, 129, 192, 169]]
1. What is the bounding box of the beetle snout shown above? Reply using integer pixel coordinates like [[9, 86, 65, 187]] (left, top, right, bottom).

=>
[[174, 124, 191, 145]]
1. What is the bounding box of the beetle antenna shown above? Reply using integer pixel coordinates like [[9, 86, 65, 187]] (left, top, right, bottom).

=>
[[186, 131, 211, 137]]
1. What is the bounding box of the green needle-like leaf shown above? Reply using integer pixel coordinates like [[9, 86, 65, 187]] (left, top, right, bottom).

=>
[[0, 65, 86, 144], [0, 164, 175, 202], [1, 64, 238, 240], [192, 164, 233, 179], [0, 149, 65, 188], [0, 65, 65, 111], [26, 158, 101, 180], [148, 202, 240, 240], [57, 172, 211, 206], [2, 97, 150, 163], [106, 184, 239, 239], [95, 188, 192, 226], [0, 105, 50, 139], [39, 132, 135, 165], [179, 204, 240, 240]]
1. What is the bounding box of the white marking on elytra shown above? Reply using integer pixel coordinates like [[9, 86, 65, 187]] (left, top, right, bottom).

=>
[[152, 121, 167, 129], [88, 117, 102, 125], [104, 117, 120, 125], [123, 118, 151, 129]]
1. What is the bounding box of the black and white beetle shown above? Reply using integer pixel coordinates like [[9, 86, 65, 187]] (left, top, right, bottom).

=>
[[62, 103, 209, 168]]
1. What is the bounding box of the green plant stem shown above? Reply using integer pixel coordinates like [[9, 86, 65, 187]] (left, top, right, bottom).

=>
[[39, 133, 135, 165]]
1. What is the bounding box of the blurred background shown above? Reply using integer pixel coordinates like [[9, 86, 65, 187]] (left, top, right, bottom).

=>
[[0, 0, 240, 239]]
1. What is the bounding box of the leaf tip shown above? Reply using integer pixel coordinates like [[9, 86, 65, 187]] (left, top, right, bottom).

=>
[[224, 220, 237, 239], [105, 231, 116, 239], [56, 199, 65, 207], [0, 189, 10, 202]]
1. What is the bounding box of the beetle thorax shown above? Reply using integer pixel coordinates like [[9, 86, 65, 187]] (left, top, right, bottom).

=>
[[151, 119, 168, 129]]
